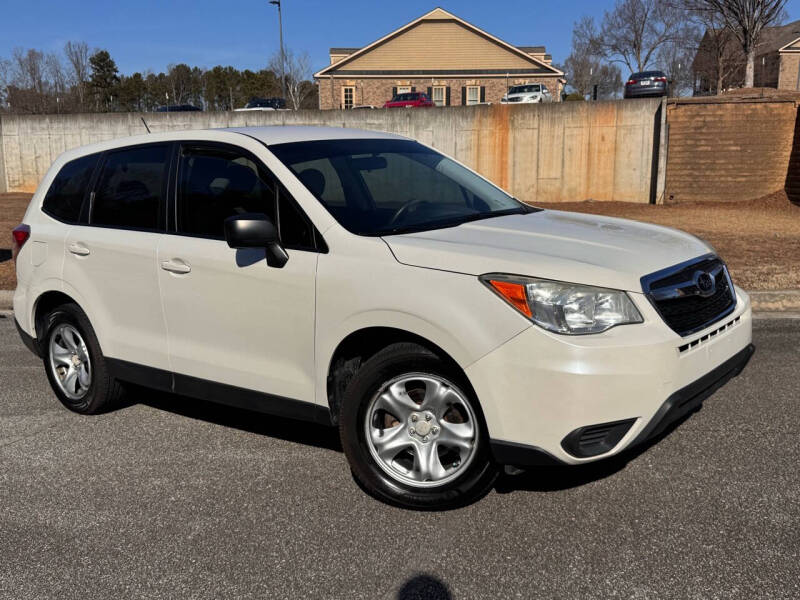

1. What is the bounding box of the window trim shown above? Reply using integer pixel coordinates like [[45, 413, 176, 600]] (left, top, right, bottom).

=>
[[342, 86, 355, 110], [172, 141, 326, 253], [466, 86, 481, 106], [432, 86, 446, 107], [86, 141, 173, 234]]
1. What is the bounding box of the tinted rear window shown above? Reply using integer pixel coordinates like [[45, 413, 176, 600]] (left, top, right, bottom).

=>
[[91, 145, 169, 230], [42, 154, 99, 223], [630, 71, 665, 79]]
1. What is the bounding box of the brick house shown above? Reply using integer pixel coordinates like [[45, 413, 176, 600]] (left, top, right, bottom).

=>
[[693, 19, 800, 94], [314, 7, 565, 110]]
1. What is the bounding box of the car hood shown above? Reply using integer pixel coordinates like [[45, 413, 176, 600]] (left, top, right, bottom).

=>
[[382, 210, 712, 292]]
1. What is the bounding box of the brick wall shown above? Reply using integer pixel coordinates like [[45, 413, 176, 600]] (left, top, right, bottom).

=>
[[779, 54, 800, 90], [318, 77, 563, 109], [665, 99, 797, 203]]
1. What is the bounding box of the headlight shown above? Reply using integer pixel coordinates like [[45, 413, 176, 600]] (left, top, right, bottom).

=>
[[480, 274, 643, 335]]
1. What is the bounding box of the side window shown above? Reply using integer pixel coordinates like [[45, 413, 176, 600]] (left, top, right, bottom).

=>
[[42, 153, 99, 223], [92, 145, 168, 230], [177, 146, 277, 239]]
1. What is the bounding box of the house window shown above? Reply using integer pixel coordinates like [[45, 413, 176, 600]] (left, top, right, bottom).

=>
[[466, 86, 480, 106], [432, 86, 446, 107], [396, 86, 412, 94], [342, 86, 355, 109]]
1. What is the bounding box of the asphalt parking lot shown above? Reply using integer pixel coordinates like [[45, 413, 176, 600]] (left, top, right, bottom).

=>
[[0, 314, 798, 600]]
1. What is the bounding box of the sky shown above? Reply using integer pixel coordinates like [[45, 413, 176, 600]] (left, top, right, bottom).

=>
[[2, 0, 800, 76]]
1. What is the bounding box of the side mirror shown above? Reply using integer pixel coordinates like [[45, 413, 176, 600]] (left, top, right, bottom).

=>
[[224, 213, 288, 268]]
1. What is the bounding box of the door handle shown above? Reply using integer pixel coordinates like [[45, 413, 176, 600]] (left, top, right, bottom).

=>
[[161, 259, 191, 274], [68, 242, 90, 256]]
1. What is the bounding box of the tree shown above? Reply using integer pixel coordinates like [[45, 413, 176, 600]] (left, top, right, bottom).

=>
[[0, 58, 10, 109], [64, 41, 90, 110], [270, 48, 313, 110], [581, 0, 696, 75], [564, 17, 623, 99], [657, 39, 699, 96], [89, 49, 119, 110], [11, 48, 47, 112], [117, 72, 147, 111], [686, 0, 787, 87]]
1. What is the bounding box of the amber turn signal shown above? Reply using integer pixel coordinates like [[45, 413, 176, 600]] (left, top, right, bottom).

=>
[[487, 279, 532, 318]]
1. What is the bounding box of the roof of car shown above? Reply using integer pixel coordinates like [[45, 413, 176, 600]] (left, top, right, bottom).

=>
[[49, 126, 409, 169], [223, 126, 406, 145]]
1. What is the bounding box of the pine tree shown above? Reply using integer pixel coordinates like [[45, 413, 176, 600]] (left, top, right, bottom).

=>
[[89, 50, 119, 110]]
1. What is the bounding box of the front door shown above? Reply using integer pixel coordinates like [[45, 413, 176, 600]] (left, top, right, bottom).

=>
[[157, 142, 319, 403]]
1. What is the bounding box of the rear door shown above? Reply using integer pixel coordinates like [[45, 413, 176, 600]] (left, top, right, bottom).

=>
[[62, 143, 171, 368], [157, 142, 320, 403]]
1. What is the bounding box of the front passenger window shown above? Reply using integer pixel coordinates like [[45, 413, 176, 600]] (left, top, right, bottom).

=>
[[178, 145, 318, 250], [177, 147, 277, 239]]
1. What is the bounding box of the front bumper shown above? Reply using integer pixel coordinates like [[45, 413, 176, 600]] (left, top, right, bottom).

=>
[[467, 286, 753, 466]]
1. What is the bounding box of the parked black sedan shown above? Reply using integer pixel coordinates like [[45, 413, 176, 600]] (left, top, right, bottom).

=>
[[624, 71, 669, 99]]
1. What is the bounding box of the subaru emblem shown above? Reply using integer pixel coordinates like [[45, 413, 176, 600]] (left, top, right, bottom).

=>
[[694, 271, 716, 297]]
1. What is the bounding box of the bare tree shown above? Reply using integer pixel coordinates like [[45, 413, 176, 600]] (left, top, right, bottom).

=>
[[0, 58, 10, 108], [64, 41, 90, 109], [690, 8, 745, 94], [686, 0, 787, 87], [582, 0, 696, 75], [270, 48, 312, 109], [564, 18, 623, 98], [11, 48, 48, 112]]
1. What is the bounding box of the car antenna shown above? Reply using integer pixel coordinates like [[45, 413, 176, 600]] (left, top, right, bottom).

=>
[[140, 117, 151, 134]]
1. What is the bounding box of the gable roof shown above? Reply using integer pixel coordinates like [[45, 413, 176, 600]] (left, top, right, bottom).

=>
[[315, 7, 562, 78], [762, 19, 800, 53], [779, 35, 800, 53]]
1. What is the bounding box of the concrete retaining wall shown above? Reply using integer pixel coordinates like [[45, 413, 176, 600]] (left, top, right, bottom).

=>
[[0, 100, 664, 204]]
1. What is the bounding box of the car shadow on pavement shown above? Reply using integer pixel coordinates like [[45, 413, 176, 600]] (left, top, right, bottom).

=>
[[130, 387, 342, 453], [397, 574, 452, 599], [494, 410, 698, 494]]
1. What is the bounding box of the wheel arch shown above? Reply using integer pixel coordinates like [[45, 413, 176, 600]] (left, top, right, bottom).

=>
[[32, 290, 83, 340], [325, 326, 478, 425]]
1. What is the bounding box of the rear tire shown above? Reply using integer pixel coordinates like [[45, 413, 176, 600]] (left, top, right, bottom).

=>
[[41, 302, 125, 414], [339, 343, 497, 509]]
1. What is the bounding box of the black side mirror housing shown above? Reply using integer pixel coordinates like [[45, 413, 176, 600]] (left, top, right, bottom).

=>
[[224, 213, 288, 268]]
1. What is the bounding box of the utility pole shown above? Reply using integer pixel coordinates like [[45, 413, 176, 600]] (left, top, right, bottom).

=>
[[270, 0, 286, 99]]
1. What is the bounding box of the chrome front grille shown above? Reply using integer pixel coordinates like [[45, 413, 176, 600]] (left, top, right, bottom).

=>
[[641, 255, 737, 337]]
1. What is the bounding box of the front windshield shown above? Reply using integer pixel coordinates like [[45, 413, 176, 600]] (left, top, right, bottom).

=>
[[270, 139, 533, 236]]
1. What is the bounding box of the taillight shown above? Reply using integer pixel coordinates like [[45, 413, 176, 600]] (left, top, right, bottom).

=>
[[11, 224, 30, 265], [626, 80, 636, 85], [654, 77, 667, 83]]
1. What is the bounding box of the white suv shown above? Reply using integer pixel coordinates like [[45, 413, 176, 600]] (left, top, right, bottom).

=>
[[12, 126, 754, 509]]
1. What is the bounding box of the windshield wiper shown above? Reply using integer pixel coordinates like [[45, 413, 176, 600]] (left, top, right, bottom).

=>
[[376, 207, 531, 236]]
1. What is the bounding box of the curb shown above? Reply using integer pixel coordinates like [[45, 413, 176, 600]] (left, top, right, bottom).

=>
[[747, 290, 800, 314], [1, 289, 799, 314]]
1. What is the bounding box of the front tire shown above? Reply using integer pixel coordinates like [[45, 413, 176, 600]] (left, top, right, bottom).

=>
[[339, 343, 497, 509], [42, 302, 125, 414]]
